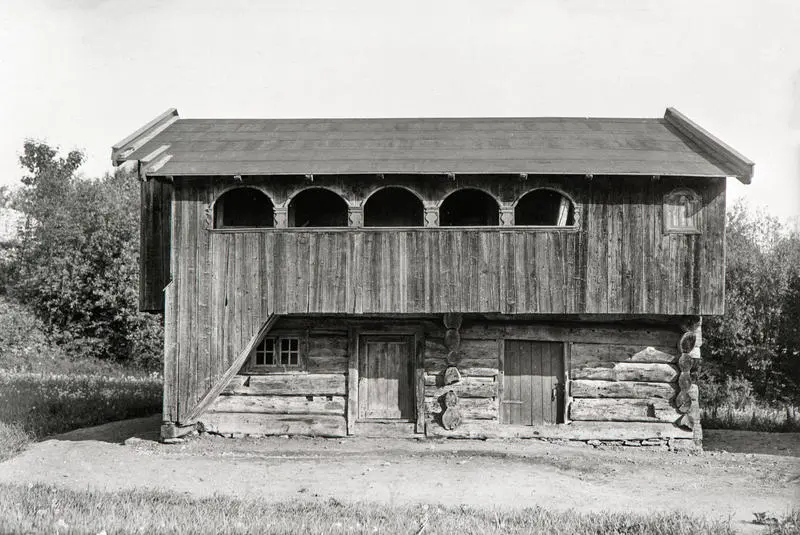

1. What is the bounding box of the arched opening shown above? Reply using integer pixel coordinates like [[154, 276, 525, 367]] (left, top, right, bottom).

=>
[[515, 189, 575, 226], [214, 187, 274, 228], [439, 189, 499, 226], [364, 187, 424, 227], [288, 188, 348, 227]]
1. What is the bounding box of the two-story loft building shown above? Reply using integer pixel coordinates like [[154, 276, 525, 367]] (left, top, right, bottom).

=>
[[112, 108, 753, 445]]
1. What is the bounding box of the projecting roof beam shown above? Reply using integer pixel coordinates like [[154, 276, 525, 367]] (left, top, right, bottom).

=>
[[111, 108, 179, 166], [664, 107, 754, 184]]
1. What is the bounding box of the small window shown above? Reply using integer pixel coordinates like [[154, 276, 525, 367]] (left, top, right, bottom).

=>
[[214, 188, 274, 228], [440, 189, 499, 226], [288, 188, 348, 227], [250, 335, 302, 370], [515, 189, 575, 226], [664, 188, 701, 233]]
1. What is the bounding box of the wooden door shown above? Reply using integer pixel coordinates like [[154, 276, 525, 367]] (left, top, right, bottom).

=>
[[358, 336, 414, 420], [502, 340, 564, 425]]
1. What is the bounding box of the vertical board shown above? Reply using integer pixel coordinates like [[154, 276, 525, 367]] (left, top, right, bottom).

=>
[[502, 340, 564, 425], [358, 336, 414, 420], [139, 179, 172, 311]]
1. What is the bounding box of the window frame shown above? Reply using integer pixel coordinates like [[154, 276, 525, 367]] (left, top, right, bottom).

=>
[[512, 187, 580, 228], [663, 188, 702, 235], [246, 330, 308, 374]]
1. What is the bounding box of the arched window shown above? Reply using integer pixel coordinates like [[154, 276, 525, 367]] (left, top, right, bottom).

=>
[[663, 188, 701, 233], [515, 189, 575, 226], [213, 187, 274, 228], [439, 189, 499, 226], [288, 188, 348, 227], [364, 187, 424, 227]]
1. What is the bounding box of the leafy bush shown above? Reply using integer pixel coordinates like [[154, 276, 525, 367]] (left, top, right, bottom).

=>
[[703, 202, 800, 404], [7, 141, 162, 371]]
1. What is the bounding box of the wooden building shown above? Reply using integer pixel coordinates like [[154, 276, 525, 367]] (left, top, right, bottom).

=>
[[111, 108, 753, 445]]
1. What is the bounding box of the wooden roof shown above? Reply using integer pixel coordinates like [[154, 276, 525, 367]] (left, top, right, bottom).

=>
[[112, 108, 754, 183]]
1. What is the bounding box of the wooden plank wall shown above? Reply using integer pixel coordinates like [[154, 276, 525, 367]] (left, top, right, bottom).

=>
[[139, 179, 172, 311], [165, 176, 724, 422]]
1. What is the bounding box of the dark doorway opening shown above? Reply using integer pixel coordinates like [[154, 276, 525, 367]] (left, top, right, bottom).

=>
[[289, 188, 348, 227], [364, 188, 424, 227], [214, 188, 274, 228], [439, 189, 499, 226]]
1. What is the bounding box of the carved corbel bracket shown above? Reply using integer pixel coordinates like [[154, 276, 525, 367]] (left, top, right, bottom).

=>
[[423, 201, 439, 227], [499, 205, 514, 226], [347, 204, 363, 228], [273, 206, 288, 228]]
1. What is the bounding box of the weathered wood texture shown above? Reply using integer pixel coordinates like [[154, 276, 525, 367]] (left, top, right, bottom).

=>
[[163, 176, 724, 315], [570, 380, 677, 399], [201, 413, 347, 437], [570, 398, 680, 423], [358, 336, 414, 420], [425, 421, 693, 440], [223, 374, 346, 396], [571, 362, 679, 382], [502, 340, 564, 425], [163, 177, 722, 421], [209, 395, 345, 415], [139, 178, 171, 311]]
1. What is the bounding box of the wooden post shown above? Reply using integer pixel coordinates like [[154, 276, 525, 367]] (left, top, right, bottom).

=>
[[414, 327, 425, 434], [499, 205, 514, 226], [348, 205, 363, 227], [424, 202, 439, 227], [676, 316, 702, 445], [273, 206, 288, 228], [346, 327, 358, 435]]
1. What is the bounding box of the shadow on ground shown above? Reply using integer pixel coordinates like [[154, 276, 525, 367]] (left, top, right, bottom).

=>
[[53, 414, 161, 444], [702, 429, 800, 457]]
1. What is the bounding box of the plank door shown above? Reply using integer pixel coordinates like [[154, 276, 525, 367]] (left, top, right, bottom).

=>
[[358, 335, 414, 420], [502, 340, 565, 425]]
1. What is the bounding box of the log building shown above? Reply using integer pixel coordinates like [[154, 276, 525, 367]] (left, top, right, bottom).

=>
[[111, 108, 753, 445]]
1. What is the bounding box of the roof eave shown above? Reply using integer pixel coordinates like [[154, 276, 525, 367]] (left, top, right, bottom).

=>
[[663, 107, 754, 184], [111, 108, 179, 167]]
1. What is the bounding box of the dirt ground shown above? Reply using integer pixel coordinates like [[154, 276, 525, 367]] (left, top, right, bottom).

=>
[[0, 416, 797, 533]]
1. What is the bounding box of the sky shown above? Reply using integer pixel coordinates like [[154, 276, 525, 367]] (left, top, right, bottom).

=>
[[1, 0, 798, 222]]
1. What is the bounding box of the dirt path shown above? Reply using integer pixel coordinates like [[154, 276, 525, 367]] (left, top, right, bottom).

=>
[[1, 416, 797, 533]]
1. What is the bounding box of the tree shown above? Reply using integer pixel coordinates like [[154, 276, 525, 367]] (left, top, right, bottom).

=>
[[10, 141, 162, 370], [703, 201, 800, 403]]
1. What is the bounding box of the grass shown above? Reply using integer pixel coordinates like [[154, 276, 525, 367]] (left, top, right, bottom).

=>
[[702, 403, 800, 433], [0, 371, 162, 461], [0, 482, 743, 535]]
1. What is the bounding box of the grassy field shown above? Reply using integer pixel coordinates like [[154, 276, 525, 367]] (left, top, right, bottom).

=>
[[0, 371, 162, 461], [702, 403, 800, 432], [0, 482, 763, 535]]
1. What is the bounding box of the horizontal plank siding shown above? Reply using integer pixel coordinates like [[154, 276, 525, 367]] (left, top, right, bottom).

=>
[[201, 413, 347, 437], [223, 374, 346, 396], [209, 395, 345, 415]]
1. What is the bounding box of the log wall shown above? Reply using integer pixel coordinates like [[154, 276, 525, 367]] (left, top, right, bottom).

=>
[[197, 317, 686, 438], [203, 331, 349, 436], [163, 175, 722, 423]]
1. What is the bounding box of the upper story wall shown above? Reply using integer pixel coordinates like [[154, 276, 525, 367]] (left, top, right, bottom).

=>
[[146, 174, 725, 316]]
